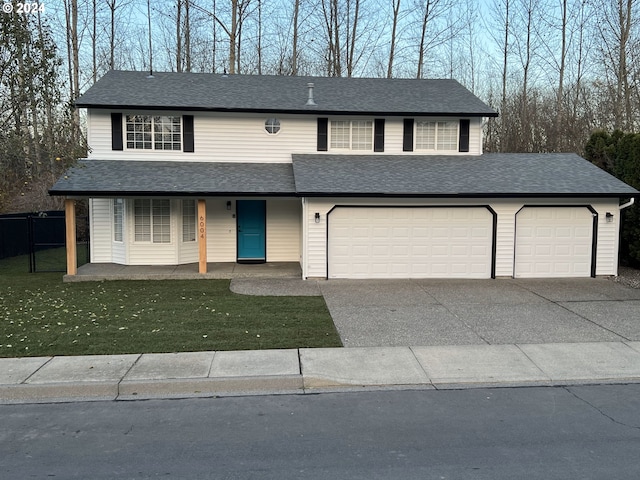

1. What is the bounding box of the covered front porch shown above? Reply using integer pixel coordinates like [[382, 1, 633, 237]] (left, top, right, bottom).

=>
[[63, 261, 302, 282]]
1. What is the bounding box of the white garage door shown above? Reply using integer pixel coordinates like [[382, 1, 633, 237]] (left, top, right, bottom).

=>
[[327, 207, 493, 279], [514, 207, 594, 278]]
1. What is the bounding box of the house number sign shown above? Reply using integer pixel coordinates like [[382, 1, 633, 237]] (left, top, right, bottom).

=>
[[199, 216, 205, 239]]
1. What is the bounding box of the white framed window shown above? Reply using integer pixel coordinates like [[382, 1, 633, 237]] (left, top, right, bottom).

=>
[[113, 198, 124, 242], [265, 118, 281, 134], [416, 121, 458, 151], [126, 115, 181, 151], [134, 199, 171, 243], [126, 115, 152, 149], [330, 120, 373, 150], [182, 200, 196, 242]]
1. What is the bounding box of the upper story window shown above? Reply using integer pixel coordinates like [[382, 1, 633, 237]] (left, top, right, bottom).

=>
[[126, 115, 181, 151], [415, 121, 458, 151], [330, 120, 373, 151]]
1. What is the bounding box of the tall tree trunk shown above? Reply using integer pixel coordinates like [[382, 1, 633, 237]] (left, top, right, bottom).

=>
[[70, 0, 80, 144], [92, 0, 97, 82], [387, 0, 401, 78], [292, 0, 299, 75], [500, 0, 510, 152], [64, 0, 73, 102], [257, 0, 262, 74], [347, 0, 360, 77], [417, 0, 433, 79], [520, 0, 533, 151], [619, 0, 632, 130], [109, 0, 115, 69], [185, 0, 191, 72], [555, 0, 567, 151], [333, 0, 341, 76], [229, 0, 237, 73], [176, 0, 182, 72]]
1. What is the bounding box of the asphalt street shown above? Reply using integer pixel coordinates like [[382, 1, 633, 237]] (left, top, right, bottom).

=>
[[2, 385, 640, 479]]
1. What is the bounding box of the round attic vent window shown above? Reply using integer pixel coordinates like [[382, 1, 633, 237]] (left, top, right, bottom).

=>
[[265, 118, 281, 134]]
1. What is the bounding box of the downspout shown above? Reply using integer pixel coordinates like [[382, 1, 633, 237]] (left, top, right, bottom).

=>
[[301, 197, 308, 279]]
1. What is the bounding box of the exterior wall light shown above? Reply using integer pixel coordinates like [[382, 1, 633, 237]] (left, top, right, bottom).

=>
[[315, 212, 321, 223], [606, 212, 614, 223], [226, 201, 232, 210]]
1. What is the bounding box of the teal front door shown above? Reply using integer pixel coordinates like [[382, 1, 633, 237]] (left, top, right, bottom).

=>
[[237, 200, 266, 262]]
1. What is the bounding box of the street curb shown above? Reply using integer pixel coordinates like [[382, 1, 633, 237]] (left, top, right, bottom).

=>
[[117, 375, 304, 400], [0, 382, 118, 404]]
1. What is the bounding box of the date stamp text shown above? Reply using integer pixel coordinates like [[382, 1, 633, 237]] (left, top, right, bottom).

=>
[[3, 2, 46, 14]]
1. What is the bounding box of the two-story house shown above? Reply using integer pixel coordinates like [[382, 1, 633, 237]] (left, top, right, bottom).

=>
[[50, 70, 638, 279]]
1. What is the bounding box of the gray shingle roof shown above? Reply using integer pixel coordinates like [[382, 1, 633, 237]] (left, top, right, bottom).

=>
[[49, 160, 296, 196], [291, 153, 639, 197], [49, 154, 638, 198], [75, 70, 498, 117]]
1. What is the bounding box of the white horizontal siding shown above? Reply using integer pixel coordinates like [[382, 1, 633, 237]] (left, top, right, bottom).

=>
[[592, 201, 620, 276], [178, 242, 198, 264], [492, 202, 521, 277], [266, 199, 301, 261], [206, 199, 237, 262], [87, 110, 485, 160], [89, 198, 112, 263], [88, 110, 318, 162], [469, 117, 483, 154]]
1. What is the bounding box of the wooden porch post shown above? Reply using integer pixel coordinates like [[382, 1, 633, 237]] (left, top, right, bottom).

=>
[[198, 199, 207, 274], [65, 199, 77, 276]]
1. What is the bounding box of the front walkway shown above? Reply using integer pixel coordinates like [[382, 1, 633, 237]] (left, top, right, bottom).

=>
[[64, 262, 302, 282]]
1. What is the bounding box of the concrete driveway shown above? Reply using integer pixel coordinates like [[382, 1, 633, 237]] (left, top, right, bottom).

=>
[[317, 278, 640, 347]]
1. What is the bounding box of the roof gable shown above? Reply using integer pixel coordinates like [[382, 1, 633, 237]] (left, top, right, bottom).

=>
[[76, 70, 498, 117]]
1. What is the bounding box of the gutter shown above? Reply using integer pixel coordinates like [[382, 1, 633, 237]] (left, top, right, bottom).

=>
[[619, 198, 635, 211]]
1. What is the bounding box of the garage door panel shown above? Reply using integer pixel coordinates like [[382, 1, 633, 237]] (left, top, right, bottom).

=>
[[328, 207, 493, 279], [515, 207, 593, 278]]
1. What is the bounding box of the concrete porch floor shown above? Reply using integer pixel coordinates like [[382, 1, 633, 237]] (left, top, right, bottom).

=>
[[63, 262, 302, 282]]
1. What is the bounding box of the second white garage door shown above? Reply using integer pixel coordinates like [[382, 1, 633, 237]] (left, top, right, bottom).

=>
[[514, 206, 594, 278], [327, 207, 494, 279]]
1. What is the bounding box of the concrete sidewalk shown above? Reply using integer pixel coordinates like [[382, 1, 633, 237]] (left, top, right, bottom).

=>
[[3, 342, 640, 404]]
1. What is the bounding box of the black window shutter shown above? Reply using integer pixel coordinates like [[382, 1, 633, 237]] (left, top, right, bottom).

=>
[[459, 119, 470, 152], [374, 119, 385, 152], [317, 118, 328, 151], [111, 113, 123, 151], [403, 119, 414, 152], [183, 115, 194, 152]]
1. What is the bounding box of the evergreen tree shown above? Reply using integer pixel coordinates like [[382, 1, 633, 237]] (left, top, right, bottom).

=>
[[585, 131, 640, 267]]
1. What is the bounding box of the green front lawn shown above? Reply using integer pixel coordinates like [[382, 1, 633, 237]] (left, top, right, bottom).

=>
[[0, 253, 341, 358]]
